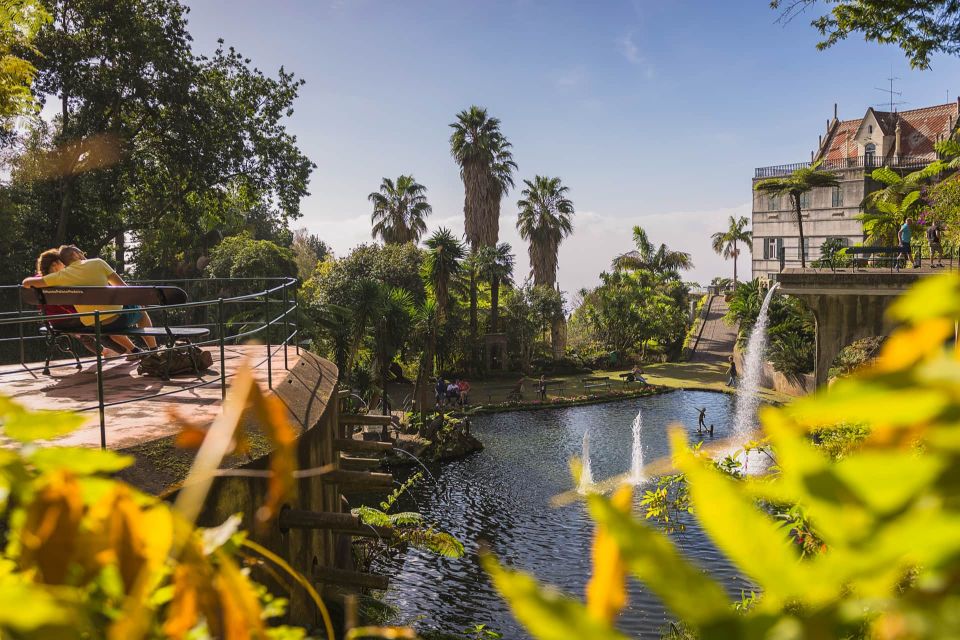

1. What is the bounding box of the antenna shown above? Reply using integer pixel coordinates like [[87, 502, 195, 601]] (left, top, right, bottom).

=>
[[875, 72, 907, 112]]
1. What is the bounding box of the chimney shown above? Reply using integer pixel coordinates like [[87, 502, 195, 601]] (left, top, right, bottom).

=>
[[895, 116, 902, 157], [826, 119, 830, 133], [819, 134, 822, 147], [834, 103, 838, 120]]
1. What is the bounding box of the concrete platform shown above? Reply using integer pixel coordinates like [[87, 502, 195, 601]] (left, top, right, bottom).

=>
[[0, 343, 300, 450]]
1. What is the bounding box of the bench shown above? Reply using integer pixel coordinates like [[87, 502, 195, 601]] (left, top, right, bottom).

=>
[[20, 285, 210, 377], [618, 372, 649, 385], [581, 376, 611, 391], [846, 246, 912, 272]]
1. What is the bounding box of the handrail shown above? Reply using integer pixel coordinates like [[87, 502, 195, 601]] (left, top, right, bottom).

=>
[[754, 154, 938, 178], [0, 276, 300, 450]]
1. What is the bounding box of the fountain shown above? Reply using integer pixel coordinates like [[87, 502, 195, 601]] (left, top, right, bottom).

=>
[[731, 282, 780, 443], [630, 409, 645, 484], [578, 431, 594, 494]]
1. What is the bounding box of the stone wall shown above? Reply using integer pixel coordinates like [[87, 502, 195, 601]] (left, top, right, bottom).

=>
[[734, 347, 814, 397]]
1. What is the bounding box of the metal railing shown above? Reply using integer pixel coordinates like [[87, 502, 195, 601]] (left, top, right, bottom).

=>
[[0, 277, 300, 449], [755, 154, 938, 179], [775, 246, 959, 273]]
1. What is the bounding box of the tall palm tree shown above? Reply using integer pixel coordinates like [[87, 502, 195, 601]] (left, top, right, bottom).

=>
[[710, 215, 752, 285], [516, 176, 575, 287], [369, 175, 432, 245], [371, 286, 414, 424], [422, 228, 465, 322], [613, 226, 693, 277], [450, 106, 516, 366], [474, 242, 515, 333], [754, 161, 839, 269]]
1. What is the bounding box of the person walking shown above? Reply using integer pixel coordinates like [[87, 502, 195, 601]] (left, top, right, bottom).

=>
[[538, 375, 547, 401], [696, 407, 707, 433], [898, 218, 915, 269], [927, 222, 945, 268], [726, 356, 738, 387]]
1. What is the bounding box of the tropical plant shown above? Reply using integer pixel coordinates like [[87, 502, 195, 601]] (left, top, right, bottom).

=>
[[516, 176, 575, 287], [486, 272, 960, 640], [369, 174, 433, 245], [450, 106, 516, 366], [857, 190, 923, 246], [613, 226, 693, 277], [710, 215, 752, 284], [474, 242, 515, 333], [0, 0, 49, 130], [423, 228, 466, 322], [370, 285, 414, 421], [767, 332, 815, 380], [754, 161, 840, 268]]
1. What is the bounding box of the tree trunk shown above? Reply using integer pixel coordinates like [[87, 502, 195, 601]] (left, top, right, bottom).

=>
[[115, 232, 125, 272], [490, 276, 500, 333], [415, 333, 435, 419], [732, 240, 738, 285], [795, 194, 806, 269], [469, 266, 478, 370], [550, 316, 565, 361]]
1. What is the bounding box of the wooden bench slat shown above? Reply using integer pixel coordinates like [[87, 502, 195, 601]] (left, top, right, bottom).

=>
[[21, 285, 188, 307], [39, 326, 209, 337]]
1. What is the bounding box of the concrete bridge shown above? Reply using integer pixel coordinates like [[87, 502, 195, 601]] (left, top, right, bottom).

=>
[[775, 268, 935, 386]]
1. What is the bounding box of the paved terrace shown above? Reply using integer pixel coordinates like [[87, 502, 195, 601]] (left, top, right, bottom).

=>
[[0, 344, 298, 450]]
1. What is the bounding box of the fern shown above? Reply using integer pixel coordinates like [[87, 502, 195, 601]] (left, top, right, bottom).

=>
[[387, 511, 424, 526], [353, 505, 392, 527], [400, 528, 465, 558]]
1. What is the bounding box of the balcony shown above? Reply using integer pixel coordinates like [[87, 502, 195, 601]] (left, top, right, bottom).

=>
[[754, 154, 938, 179]]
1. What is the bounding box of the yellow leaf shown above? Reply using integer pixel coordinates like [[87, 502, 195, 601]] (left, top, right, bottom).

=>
[[248, 386, 297, 525], [873, 318, 953, 373], [18, 470, 83, 585], [586, 484, 631, 623], [212, 549, 266, 640]]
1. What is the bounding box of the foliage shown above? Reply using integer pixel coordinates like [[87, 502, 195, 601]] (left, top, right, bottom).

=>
[[613, 226, 693, 277], [472, 242, 514, 334], [516, 175, 575, 287], [710, 215, 752, 283], [501, 283, 565, 370], [0, 0, 49, 130], [369, 175, 432, 245], [204, 233, 297, 280], [811, 237, 852, 269], [767, 332, 814, 380], [772, 0, 960, 69], [829, 336, 885, 379], [924, 173, 960, 250], [488, 273, 960, 639], [290, 228, 330, 282]]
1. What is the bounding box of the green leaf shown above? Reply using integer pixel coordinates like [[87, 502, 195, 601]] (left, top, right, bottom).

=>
[[28, 447, 133, 475], [587, 493, 731, 625], [0, 583, 75, 632], [900, 189, 921, 212], [1, 409, 84, 443], [482, 553, 631, 640], [887, 274, 960, 324]]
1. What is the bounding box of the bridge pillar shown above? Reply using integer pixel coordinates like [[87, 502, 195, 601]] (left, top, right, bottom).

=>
[[803, 294, 894, 387]]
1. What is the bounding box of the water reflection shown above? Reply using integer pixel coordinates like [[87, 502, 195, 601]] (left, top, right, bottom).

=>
[[374, 390, 745, 639]]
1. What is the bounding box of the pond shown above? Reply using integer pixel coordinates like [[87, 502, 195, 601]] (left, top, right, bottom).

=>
[[374, 390, 748, 639]]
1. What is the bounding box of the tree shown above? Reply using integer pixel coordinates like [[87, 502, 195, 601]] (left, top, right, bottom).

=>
[[369, 175, 432, 245], [370, 285, 414, 421], [857, 191, 923, 246], [422, 228, 465, 323], [0, 0, 49, 132], [473, 243, 515, 334], [613, 226, 693, 277], [449, 106, 516, 366], [290, 227, 330, 281], [203, 234, 296, 280], [754, 162, 839, 269], [772, 0, 960, 69], [710, 215, 752, 285], [516, 176, 575, 287]]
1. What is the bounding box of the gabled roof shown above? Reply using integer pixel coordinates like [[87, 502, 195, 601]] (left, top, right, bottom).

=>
[[817, 102, 959, 162]]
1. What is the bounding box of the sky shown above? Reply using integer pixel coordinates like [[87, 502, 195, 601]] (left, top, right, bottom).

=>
[[182, 0, 960, 294]]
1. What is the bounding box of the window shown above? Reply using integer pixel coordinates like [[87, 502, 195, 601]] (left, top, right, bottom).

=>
[[768, 195, 780, 211], [865, 142, 876, 165], [763, 237, 783, 260], [868, 125, 873, 134], [802, 237, 810, 259], [799, 191, 811, 209], [831, 185, 843, 207]]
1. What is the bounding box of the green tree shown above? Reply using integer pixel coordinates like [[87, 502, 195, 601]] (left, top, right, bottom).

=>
[[773, 0, 960, 69], [422, 228, 466, 322], [370, 286, 414, 421], [203, 234, 297, 280], [754, 161, 839, 269], [613, 226, 693, 277], [290, 227, 330, 281], [0, 0, 49, 131], [710, 215, 752, 285], [516, 176, 575, 288], [449, 106, 516, 366], [369, 175, 432, 245], [474, 242, 515, 334]]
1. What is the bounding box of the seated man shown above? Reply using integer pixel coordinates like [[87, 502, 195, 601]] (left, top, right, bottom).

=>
[[22, 245, 157, 355]]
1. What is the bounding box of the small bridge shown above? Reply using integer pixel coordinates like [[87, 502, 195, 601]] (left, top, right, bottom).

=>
[[775, 267, 942, 386]]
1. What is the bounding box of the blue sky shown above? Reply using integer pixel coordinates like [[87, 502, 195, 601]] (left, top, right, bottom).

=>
[[184, 0, 960, 292]]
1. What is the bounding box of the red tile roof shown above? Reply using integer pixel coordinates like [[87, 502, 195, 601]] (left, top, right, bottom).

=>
[[818, 102, 959, 162]]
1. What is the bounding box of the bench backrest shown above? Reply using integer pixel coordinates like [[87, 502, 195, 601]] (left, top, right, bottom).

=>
[[20, 285, 188, 308], [846, 246, 900, 254]]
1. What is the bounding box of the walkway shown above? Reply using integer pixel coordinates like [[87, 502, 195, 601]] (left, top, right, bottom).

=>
[[691, 295, 737, 364]]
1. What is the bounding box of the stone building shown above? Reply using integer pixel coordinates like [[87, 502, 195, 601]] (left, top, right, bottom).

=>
[[751, 100, 960, 280]]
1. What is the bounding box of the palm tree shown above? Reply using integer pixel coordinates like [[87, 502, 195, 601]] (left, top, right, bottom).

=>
[[474, 242, 515, 333], [710, 215, 752, 285], [613, 226, 693, 277], [422, 228, 465, 322], [370, 286, 414, 425], [369, 175, 432, 245], [516, 176, 575, 287], [863, 163, 944, 211], [450, 107, 516, 366], [754, 161, 839, 269], [857, 191, 923, 246]]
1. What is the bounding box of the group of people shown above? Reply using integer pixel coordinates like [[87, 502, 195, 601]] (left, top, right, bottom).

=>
[[435, 377, 470, 407], [21, 245, 157, 358], [898, 218, 947, 268]]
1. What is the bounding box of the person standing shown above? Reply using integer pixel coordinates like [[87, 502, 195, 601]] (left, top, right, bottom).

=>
[[726, 356, 738, 387], [898, 218, 914, 269], [696, 407, 707, 433], [538, 374, 547, 401], [927, 222, 944, 268]]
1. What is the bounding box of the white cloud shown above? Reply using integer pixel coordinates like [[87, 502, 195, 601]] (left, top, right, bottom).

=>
[[616, 32, 655, 78], [550, 65, 587, 90]]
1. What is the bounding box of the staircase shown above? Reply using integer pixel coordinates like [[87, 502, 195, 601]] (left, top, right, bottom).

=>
[[690, 295, 737, 363]]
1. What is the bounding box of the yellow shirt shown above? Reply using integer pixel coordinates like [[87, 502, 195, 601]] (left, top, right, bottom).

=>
[[42, 258, 121, 325]]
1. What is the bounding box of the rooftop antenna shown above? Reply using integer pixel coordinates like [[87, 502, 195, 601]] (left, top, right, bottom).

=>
[[875, 71, 907, 112]]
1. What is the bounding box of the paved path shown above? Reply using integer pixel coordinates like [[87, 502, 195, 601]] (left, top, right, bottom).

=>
[[691, 295, 738, 364]]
